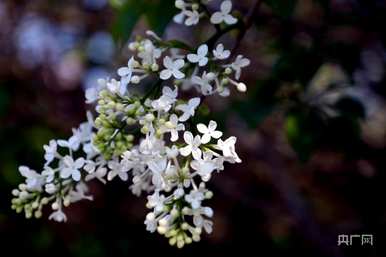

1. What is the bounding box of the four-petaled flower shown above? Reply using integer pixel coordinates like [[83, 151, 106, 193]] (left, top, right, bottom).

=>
[[118, 57, 136, 88], [180, 131, 202, 160], [60, 156, 85, 181], [217, 136, 242, 163], [164, 114, 185, 142], [43, 140, 57, 165], [160, 56, 185, 80], [176, 97, 201, 121], [210, 1, 237, 25], [147, 191, 166, 213], [107, 159, 129, 181], [19, 166, 45, 191], [231, 55, 250, 80], [187, 44, 209, 67], [190, 152, 217, 182], [197, 120, 223, 144], [191, 72, 216, 95], [185, 189, 205, 209], [213, 43, 230, 60]]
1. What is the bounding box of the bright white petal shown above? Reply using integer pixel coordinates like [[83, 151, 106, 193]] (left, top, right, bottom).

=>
[[221, 0, 232, 13], [210, 12, 223, 24], [197, 124, 209, 134], [160, 70, 172, 80]]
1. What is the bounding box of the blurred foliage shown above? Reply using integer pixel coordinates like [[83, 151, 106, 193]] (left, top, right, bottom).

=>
[[111, 0, 176, 41]]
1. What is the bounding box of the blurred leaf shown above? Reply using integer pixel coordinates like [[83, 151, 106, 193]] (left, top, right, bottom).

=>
[[285, 108, 324, 162], [111, 1, 142, 42], [145, 0, 176, 35], [265, 0, 297, 18], [111, 0, 176, 42]]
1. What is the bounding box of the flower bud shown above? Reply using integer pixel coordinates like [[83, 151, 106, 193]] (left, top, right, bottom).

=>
[[131, 75, 140, 84], [236, 82, 247, 92]]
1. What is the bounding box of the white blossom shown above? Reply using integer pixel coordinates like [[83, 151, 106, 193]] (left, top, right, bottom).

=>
[[180, 131, 202, 160], [185, 189, 205, 209], [192, 72, 215, 95], [230, 55, 250, 80], [147, 191, 166, 213], [163, 114, 185, 142], [213, 43, 230, 60], [217, 136, 241, 163], [60, 156, 85, 181], [210, 1, 237, 25], [187, 44, 209, 67], [107, 159, 129, 181], [49, 209, 67, 222], [191, 152, 217, 182], [19, 166, 45, 191], [160, 56, 185, 80], [176, 97, 201, 121], [43, 140, 57, 165], [118, 57, 136, 88], [197, 120, 223, 144], [151, 86, 178, 112]]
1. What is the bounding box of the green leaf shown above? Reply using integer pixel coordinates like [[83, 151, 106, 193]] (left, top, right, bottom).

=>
[[111, 1, 142, 42], [145, 0, 176, 35]]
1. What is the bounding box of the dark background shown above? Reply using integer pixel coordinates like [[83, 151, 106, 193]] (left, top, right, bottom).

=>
[[0, 0, 386, 256]]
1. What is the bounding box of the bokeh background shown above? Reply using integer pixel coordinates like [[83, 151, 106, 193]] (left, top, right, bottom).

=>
[[1, 0, 386, 256]]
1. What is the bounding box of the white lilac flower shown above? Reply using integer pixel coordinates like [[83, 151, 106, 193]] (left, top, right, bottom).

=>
[[147, 158, 168, 188], [192, 72, 215, 95], [151, 86, 178, 112], [69, 183, 93, 202], [19, 166, 45, 191], [163, 114, 185, 142], [49, 209, 67, 222], [176, 97, 201, 121], [160, 56, 185, 80], [210, 0, 237, 25], [107, 159, 129, 181], [230, 55, 250, 80], [147, 191, 166, 213], [187, 44, 209, 67], [197, 120, 223, 144], [57, 133, 81, 151], [191, 206, 214, 233], [185, 189, 205, 209], [42, 167, 55, 183], [118, 57, 136, 87], [105, 78, 125, 96], [85, 166, 107, 184], [213, 43, 230, 60], [180, 131, 202, 160], [45, 183, 57, 194], [145, 212, 157, 232], [85, 78, 106, 104], [60, 156, 85, 181], [217, 136, 241, 163], [184, 10, 200, 26], [166, 145, 179, 158], [43, 140, 57, 165], [190, 152, 217, 182], [138, 40, 162, 65]]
